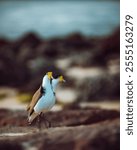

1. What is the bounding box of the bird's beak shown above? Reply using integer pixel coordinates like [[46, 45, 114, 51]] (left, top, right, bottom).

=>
[[63, 79, 66, 82], [47, 72, 53, 79], [59, 75, 66, 83]]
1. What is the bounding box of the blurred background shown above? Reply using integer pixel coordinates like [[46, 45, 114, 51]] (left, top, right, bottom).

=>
[[0, 0, 120, 110]]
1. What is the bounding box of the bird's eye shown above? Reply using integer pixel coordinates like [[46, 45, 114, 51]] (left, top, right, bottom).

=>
[[53, 75, 60, 79]]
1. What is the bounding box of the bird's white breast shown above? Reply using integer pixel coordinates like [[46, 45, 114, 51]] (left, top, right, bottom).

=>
[[34, 75, 56, 113], [34, 89, 55, 113]]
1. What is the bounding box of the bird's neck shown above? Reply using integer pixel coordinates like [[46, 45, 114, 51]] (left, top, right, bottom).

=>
[[42, 76, 51, 90], [52, 79, 59, 92]]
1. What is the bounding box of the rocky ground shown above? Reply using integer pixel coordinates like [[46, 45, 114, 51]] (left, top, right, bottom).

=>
[[0, 107, 120, 150], [0, 29, 120, 102], [0, 29, 120, 149]]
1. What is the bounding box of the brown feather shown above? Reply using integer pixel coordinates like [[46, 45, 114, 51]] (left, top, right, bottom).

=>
[[28, 111, 39, 123], [27, 86, 42, 116]]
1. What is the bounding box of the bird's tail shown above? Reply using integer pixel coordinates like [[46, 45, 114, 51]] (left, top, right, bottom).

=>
[[28, 112, 38, 124]]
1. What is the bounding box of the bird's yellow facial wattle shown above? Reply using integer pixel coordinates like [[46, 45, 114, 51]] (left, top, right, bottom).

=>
[[47, 72, 53, 79], [59, 75, 65, 82]]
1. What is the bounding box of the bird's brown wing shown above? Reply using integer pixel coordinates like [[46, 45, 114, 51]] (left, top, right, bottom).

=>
[[27, 86, 42, 116]]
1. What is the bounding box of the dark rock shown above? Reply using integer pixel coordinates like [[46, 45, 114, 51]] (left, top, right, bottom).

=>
[[0, 118, 119, 150], [0, 39, 10, 47], [43, 44, 59, 58], [63, 33, 93, 49], [92, 28, 120, 66], [16, 32, 41, 49], [0, 53, 30, 87], [77, 73, 120, 101], [0, 108, 119, 150], [0, 30, 119, 101], [101, 29, 120, 58], [0, 108, 119, 128], [0, 142, 23, 150], [39, 119, 119, 150]]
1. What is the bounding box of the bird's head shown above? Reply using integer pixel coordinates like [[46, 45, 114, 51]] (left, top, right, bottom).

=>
[[46, 72, 53, 79], [51, 75, 65, 92], [58, 75, 66, 83]]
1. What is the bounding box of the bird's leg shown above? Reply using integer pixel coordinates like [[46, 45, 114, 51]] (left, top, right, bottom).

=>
[[40, 113, 51, 128], [43, 116, 51, 128], [37, 113, 42, 129], [44, 117, 51, 128], [37, 114, 40, 123], [27, 118, 31, 125], [27, 118, 34, 126]]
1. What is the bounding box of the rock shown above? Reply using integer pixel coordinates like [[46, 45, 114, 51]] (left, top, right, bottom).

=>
[[63, 33, 93, 50], [77, 73, 120, 101], [92, 29, 120, 66], [0, 30, 119, 101], [41, 44, 59, 58], [0, 107, 119, 150], [0, 142, 23, 150], [0, 108, 119, 128], [39, 119, 119, 150], [0, 108, 120, 150], [0, 117, 119, 150], [0, 39, 10, 47], [15, 32, 42, 49]]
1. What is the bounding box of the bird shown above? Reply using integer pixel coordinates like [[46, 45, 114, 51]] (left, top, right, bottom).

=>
[[27, 71, 53, 124], [51, 75, 66, 93], [27, 72, 65, 125]]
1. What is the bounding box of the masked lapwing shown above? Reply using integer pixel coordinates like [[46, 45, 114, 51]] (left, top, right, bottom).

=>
[[51, 75, 66, 93], [27, 72, 65, 126], [27, 72, 53, 124]]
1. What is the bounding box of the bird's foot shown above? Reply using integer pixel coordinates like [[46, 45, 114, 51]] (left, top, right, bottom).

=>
[[27, 118, 32, 126], [40, 112, 52, 128], [35, 113, 51, 128], [45, 118, 51, 128], [28, 121, 31, 125]]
